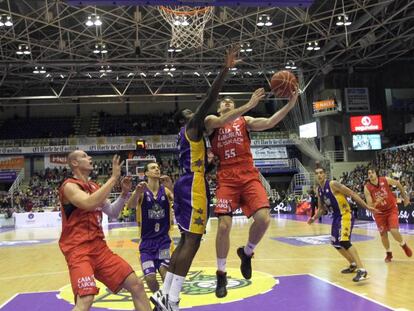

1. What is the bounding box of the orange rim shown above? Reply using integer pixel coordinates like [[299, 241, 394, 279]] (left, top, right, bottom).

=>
[[159, 6, 212, 16]]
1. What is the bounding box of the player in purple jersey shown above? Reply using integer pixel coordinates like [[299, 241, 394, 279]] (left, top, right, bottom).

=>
[[308, 166, 377, 282], [126, 162, 174, 293], [151, 46, 240, 311]]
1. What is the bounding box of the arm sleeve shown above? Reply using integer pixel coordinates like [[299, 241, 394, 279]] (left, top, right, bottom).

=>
[[102, 194, 131, 218]]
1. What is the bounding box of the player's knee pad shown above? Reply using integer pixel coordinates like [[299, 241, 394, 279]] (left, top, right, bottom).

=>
[[339, 241, 352, 250]]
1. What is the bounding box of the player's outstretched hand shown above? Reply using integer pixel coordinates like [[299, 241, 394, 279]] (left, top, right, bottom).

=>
[[111, 155, 124, 180], [225, 44, 242, 68], [120, 176, 132, 195], [248, 88, 266, 109], [135, 181, 147, 195], [288, 86, 300, 105]]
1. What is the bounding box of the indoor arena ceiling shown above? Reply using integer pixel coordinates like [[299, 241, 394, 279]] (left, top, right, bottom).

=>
[[0, 0, 413, 101]]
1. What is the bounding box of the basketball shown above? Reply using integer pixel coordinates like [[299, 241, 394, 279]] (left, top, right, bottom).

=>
[[270, 70, 298, 98]]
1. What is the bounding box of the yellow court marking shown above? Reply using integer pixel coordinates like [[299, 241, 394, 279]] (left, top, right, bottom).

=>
[[58, 267, 277, 309]]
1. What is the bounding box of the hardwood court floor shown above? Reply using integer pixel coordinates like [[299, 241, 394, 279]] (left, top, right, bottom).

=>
[[0, 214, 413, 310]]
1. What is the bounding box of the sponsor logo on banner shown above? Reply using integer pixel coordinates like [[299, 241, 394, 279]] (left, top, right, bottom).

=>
[[251, 146, 287, 159], [45, 154, 69, 169], [350, 115, 383, 132], [313, 99, 336, 111], [0, 170, 17, 182], [26, 213, 36, 224], [0, 156, 24, 169]]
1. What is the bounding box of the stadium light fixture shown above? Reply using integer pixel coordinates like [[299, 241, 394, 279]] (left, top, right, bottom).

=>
[[16, 44, 31, 55], [336, 14, 351, 26], [85, 14, 102, 27], [0, 15, 13, 27], [257, 14, 272, 27]]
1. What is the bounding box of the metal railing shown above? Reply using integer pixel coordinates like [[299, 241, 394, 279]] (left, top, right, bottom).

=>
[[287, 158, 313, 195], [8, 169, 25, 208], [324, 150, 345, 162], [258, 171, 272, 196]]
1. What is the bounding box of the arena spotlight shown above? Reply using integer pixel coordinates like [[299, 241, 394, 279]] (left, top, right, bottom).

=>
[[285, 60, 297, 70], [16, 44, 31, 55], [336, 14, 351, 26], [306, 41, 320, 51], [85, 14, 102, 27], [257, 14, 272, 27], [0, 15, 13, 27], [240, 42, 252, 53]]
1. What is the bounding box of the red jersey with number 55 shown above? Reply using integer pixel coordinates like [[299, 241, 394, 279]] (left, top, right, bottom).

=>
[[365, 177, 397, 213], [210, 117, 254, 168]]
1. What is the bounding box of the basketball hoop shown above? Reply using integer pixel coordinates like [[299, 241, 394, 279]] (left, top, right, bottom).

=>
[[158, 6, 214, 50]]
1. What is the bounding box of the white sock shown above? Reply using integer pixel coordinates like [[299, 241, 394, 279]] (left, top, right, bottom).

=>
[[217, 258, 227, 272], [168, 275, 185, 303], [400, 241, 406, 247], [162, 272, 173, 295], [386, 248, 391, 252], [244, 242, 256, 256]]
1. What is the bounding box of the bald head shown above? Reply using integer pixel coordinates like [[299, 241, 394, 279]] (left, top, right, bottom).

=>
[[67, 150, 90, 170]]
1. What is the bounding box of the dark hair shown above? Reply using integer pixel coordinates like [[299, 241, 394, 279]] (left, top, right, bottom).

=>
[[314, 165, 326, 172], [143, 161, 158, 175], [367, 165, 379, 176], [173, 109, 186, 128]]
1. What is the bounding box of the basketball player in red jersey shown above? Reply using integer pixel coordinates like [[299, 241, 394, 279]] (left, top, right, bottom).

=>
[[59, 150, 153, 311], [205, 89, 299, 297], [364, 166, 412, 262]]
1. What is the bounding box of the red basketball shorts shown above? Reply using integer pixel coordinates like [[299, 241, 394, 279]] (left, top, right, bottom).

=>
[[214, 166, 269, 217], [373, 208, 399, 234], [65, 241, 134, 298]]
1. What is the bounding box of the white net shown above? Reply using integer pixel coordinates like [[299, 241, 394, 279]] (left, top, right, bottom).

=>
[[158, 6, 214, 50]]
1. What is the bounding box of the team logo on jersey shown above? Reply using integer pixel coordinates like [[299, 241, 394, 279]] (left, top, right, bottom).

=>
[[58, 267, 277, 309], [148, 203, 165, 219]]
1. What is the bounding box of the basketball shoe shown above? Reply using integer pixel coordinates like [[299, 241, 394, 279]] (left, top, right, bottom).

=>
[[384, 251, 393, 263], [150, 290, 168, 311], [353, 269, 369, 282], [215, 270, 228, 298], [341, 263, 357, 274], [401, 243, 412, 257], [237, 247, 253, 279]]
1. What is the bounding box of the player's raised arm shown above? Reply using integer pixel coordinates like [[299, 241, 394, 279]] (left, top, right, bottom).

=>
[[331, 181, 377, 213], [245, 90, 299, 132], [204, 88, 265, 134], [126, 181, 147, 210], [64, 154, 122, 211], [186, 45, 240, 141]]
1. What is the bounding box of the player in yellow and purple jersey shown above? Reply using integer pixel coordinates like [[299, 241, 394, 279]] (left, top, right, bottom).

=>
[[151, 45, 240, 311]]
